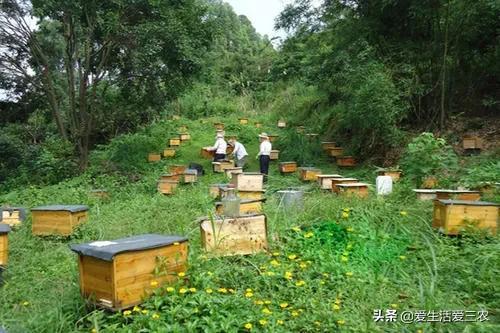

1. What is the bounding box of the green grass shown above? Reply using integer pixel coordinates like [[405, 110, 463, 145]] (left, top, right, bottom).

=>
[[0, 115, 498, 333]]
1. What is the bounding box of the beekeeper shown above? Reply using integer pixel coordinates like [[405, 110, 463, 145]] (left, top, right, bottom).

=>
[[229, 138, 248, 168], [206, 132, 227, 161], [257, 133, 272, 175]]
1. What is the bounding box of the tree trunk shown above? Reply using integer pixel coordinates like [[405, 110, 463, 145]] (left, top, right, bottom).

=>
[[440, 0, 450, 131]]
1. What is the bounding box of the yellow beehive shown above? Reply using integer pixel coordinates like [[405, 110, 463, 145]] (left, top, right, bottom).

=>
[[380, 170, 402, 181], [268, 134, 279, 142], [317, 174, 343, 190], [279, 162, 297, 174], [321, 142, 336, 151], [182, 169, 198, 184], [71, 234, 188, 311], [331, 178, 359, 193], [327, 147, 344, 157], [254, 122, 262, 128], [277, 120, 286, 128], [435, 190, 481, 201], [31, 205, 89, 236], [161, 173, 180, 182], [215, 199, 265, 215], [239, 118, 249, 125], [212, 160, 235, 173], [163, 148, 176, 158], [238, 190, 265, 200], [148, 153, 161, 162], [0, 224, 11, 267], [208, 184, 231, 199], [432, 200, 498, 235], [413, 189, 437, 201], [1, 207, 27, 227], [199, 214, 268, 256], [462, 136, 483, 150], [201, 147, 215, 159], [179, 133, 191, 141], [158, 180, 178, 195], [336, 156, 356, 167], [270, 150, 280, 160], [337, 183, 369, 198], [169, 164, 187, 175], [299, 167, 322, 181], [231, 172, 264, 191], [169, 138, 181, 147], [225, 167, 243, 179]]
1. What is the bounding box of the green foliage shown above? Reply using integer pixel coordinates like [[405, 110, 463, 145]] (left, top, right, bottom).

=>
[[460, 158, 500, 189], [277, 129, 323, 166], [401, 133, 458, 187]]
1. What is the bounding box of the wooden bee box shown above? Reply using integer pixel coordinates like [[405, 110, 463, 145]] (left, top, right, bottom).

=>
[[215, 199, 266, 215], [163, 148, 176, 158], [239, 118, 249, 125], [238, 190, 265, 200], [169, 164, 187, 175], [432, 200, 498, 235], [169, 138, 181, 147], [462, 136, 483, 150], [381, 170, 402, 181], [1, 207, 27, 227], [212, 160, 235, 173], [160, 173, 180, 182], [279, 162, 297, 174], [182, 169, 198, 184], [268, 134, 279, 142], [413, 189, 437, 201], [158, 180, 178, 195], [299, 167, 322, 181], [199, 214, 268, 256], [277, 120, 286, 128], [422, 176, 438, 189], [31, 205, 89, 236], [231, 172, 264, 191], [71, 234, 188, 311], [270, 150, 280, 160], [317, 174, 343, 190], [201, 147, 215, 159], [337, 183, 369, 198], [148, 153, 161, 162], [0, 224, 11, 266], [178, 125, 188, 132], [336, 156, 356, 167], [214, 122, 224, 130], [327, 147, 344, 157], [225, 167, 243, 179], [435, 190, 481, 201], [331, 178, 359, 193], [179, 133, 191, 141], [321, 142, 336, 151], [254, 122, 262, 128], [89, 190, 109, 200]]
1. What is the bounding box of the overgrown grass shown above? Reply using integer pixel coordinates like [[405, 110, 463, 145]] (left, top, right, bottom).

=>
[[0, 116, 498, 333]]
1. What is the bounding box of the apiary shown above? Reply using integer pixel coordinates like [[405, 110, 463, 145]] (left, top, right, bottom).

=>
[[31, 205, 89, 236]]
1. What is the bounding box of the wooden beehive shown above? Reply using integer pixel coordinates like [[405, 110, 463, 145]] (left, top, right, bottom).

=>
[[321, 142, 336, 151], [169, 138, 181, 147], [317, 174, 343, 190], [225, 167, 243, 179], [462, 136, 483, 150], [239, 118, 249, 125], [214, 122, 224, 130], [71, 234, 188, 311], [179, 133, 191, 141], [231, 172, 264, 191], [201, 147, 215, 159], [331, 178, 359, 193], [279, 162, 297, 174], [336, 183, 369, 198], [199, 214, 268, 256], [89, 190, 109, 200], [268, 134, 279, 142], [270, 150, 280, 160], [422, 176, 438, 189], [328, 147, 344, 157], [215, 199, 266, 215], [169, 164, 187, 175], [299, 167, 322, 181], [336, 156, 356, 167], [432, 200, 498, 235], [160, 173, 180, 182], [0, 224, 11, 267], [148, 153, 161, 162], [212, 160, 235, 173], [209, 184, 226, 199], [163, 148, 176, 158], [381, 170, 402, 182], [1, 207, 27, 227], [182, 169, 198, 184], [158, 180, 178, 195], [277, 120, 286, 128], [413, 189, 437, 201], [178, 125, 188, 132], [31, 205, 89, 236], [435, 190, 481, 201], [238, 190, 265, 200], [254, 122, 262, 128]]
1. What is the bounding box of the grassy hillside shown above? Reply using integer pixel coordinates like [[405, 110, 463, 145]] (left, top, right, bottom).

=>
[[0, 115, 498, 333]]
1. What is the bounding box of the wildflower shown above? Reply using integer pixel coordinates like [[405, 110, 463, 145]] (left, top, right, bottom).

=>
[[314, 321, 321, 326], [229, 288, 235, 294], [320, 280, 326, 285], [179, 288, 188, 294], [91, 329, 97, 333], [346, 243, 353, 250], [133, 305, 141, 312], [291, 311, 299, 317], [266, 271, 276, 276], [280, 303, 289, 309], [288, 254, 297, 260], [166, 286, 175, 293], [150, 280, 158, 287], [254, 300, 264, 305], [205, 288, 213, 294], [259, 319, 268, 326], [244, 323, 252, 330], [277, 320, 284, 325], [335, 298, 341, 305], [207, 271, 214, 276], [333, 304, 341, 310], [400, 211, 408, 216], [178, 272, 186, 277], [299, 262, 307, 269], [152, 313, 160, 320], [346, 227, 354, 232], [284, 271, 293, 280], [337, 320, 345, 325], [270, 260, 280, 266], [189, 287, 197, 293], [123, 310, 132, 317], [272, 252, 280, 256], [391, 303, 398, 309], [345, 271, 353, 277], [295, 280, 306, 287], [218, 288, 228, 293], [304, 232, 314, 238], [341, 256, 348, 263], [246, 288, 253, 293], [343, 208, 350, 213], [141, 309, 149, 315], [322, 273, 329, 278], [264, 300, 272, 305], [262, 308, 272, 315], [342, 212, 349, 219], [22, 301, 29, 306], [292, 226, 301, 232], [399, 255, 407, 260], [245, 292, 254, 298]]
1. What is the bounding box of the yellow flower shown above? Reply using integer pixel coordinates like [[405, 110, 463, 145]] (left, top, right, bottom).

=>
[[123, 310, 132, 316], [332, 304, 341, 310], [400, 211, 408, 216], [218, 288, 228, 293], [304, 232, 314, 238], [341, 256, 348, 262], [284, 271, 293, 280], [322, 273, 329, 278], [245, 292, 254, 298], [246, 288, 253, 293], [264, 300, 271, 305], [314, 321, 321, 326], [150, 280, 158, 287], [288, 254, 297, 260], [292, 226, 301, 232], [179, 288, 188, 294], [91, 329, 97, 333], [342, 212, 349, 219], [152, 313, 160, 320], [295, 280, 306, 287], [206, 288, 213, 294], [343, 208, 350, 213], [299, 262, 307, 269], [277, 320, 284, 325], [259, 319, 268, 326], [166, 286, 175, 293], [178, 272, 186, 277], [291, 311, 299, 317], [207, 271, 213, 276], [391, 303, 398, 309], [22, 301, 29, 306], [320, 280, 326, 285], [272, 252, 280, 256], [141, 309, 149, 315], [266, 271, 276, 276], [335, 298, 342, 305], [229, 288, 235, 294], [270, 260, 280, 266], [254, 300, 264, 305], [280, 302, 289, 309], [337, 319, 345, 325], [345, 271, 353, 277], [399, 255, 407, 260], [346, 227, 354, 232], [133, 305, 141, 312], [189, 287, 197, 293], [262, 308, 272, 315], [244, 323, 252, 330]]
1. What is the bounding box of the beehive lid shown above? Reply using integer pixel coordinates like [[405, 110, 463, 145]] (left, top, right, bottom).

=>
[[0, 224, 11, 234], [31, 205, 88, 212], [216, 198, 267, 205], [300, 167, 321, 171], [435, 189, 480, 194], [1, 207, 27, 221], [317, 174, 343, 178], [184, 169, 198, 175], [197, 213, 265, 224], [280, 161, 296, 164], [334, 177, 358, 181], [337, 182, 369, 187], [437, 200, 499, 206], [271, 149, 280, 152], [70, 234, 188, 261], [413, 189, 438, 193], [161, 173, 176, 177], [240, 172, 264, 176]]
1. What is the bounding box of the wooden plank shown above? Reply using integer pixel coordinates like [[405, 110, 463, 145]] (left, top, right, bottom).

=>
[[32, 210, 85, 236], [0, 234, 8, 266], [231, 173, 264, 191]]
